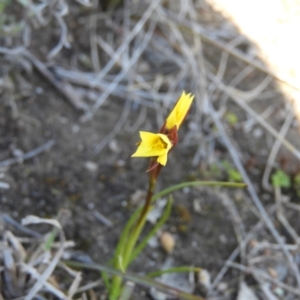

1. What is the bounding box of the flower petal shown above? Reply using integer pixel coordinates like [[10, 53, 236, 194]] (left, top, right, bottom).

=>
[[165, 91, 194, 130], [157, 152, 168, 166], [131, 132, 172, 161]]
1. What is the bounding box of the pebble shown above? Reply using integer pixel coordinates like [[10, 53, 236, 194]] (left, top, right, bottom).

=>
[[109, 139, 120, 153], [87, 202, 95, 210], [183, 187, 190, 194], [219, 234, 228, 244], [217, 282, 228, 292], [268, 267, 277, 278], [198, 269, 211, 290], [193, 199, 202, 213], [35, 87, 44, 94], [237, 282, 259, 300], [160, 232, 175, 254], [115, 159, 125, 167], [130, 190, 146, 206], [72, 124, 80, 133], [274, 287, 284, 297], [253, 127, 263, 138], [84, 161, 98, 172]]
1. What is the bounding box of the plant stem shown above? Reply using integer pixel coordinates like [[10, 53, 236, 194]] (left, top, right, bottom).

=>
[[135, 171, 156, 228]]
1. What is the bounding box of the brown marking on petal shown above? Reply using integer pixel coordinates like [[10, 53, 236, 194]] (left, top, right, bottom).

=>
[[167, 126, 178, 147], [159, 122, 167, 134]]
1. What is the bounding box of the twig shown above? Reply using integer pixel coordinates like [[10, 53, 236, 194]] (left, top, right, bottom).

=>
[[207, 71, 300, 161], [125, 105, 147, 133], [89, 0, 101, 72], [227, 261, 300, 296], [23, 51, 89, 112], [219, 193, 246, 285], [262, 109, 294, 191], [75, 279, 102, 294], [208, 205, 276, 294], [208, 102, 300, 287], [91, 0, 161, 87], [0, 140, 55, 168], [22, 216, 66, 300], [48, 9, 70, 59], [163, 9, 300, 92], [2, 214, 42, 238], [88, 20, 157, 117], [93, 211, 113, 227], [275, 186, 300, 245]]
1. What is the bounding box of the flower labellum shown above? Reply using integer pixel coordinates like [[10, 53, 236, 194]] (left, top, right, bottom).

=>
[[165, 91, 194, 130], [132, 91, 194, 168], [131, 131, 172, 166]]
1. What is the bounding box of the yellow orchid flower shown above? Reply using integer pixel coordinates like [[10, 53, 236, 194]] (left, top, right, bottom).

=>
[[131, 131, 172, 166], [165, 91, 194, 130]]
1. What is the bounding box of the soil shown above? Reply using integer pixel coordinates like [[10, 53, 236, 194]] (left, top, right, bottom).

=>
[[1, 1, 300, 299]]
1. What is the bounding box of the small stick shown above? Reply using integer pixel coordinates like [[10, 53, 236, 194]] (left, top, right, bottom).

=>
[[262, 109, 294, 191], [208, 102, 300, 287], [93, 211, 113, 228], [0, 140, 55, 168], [227, 261, 300, 296], [23, 51, 89, 112], [2, 214, 42, 238]]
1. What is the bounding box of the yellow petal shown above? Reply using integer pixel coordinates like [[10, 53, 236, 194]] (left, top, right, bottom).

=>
[[165, 91, 194, 130], [157, 152, 168, 166], [131, 132, 172, 162]]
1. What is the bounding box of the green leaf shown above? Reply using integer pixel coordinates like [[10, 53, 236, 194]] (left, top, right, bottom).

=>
[[152, 181, 246, 203], [225, 112, 238, 125], [129, 196, 173, 264], [271, 170, 291, 188], [147, 266, 201, 278]]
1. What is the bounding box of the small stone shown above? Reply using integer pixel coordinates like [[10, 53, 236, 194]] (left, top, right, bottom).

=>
[[219, 234, 228, 244], [109, 139, 120, 153], [13, 149, 24, 158], [136, 61, 150, 73], [115, 159, 125, 167], [87, 202, 95, 210], [274, 287, 284, 297], [249, 239, 258, 248], [198, 269, 211, 290], [183, 187, 190, 194], [217, 282, 228, 292], [148, 236, 159, 248], [84, 161, 98, 172], [268, 267, 278, 278], [35, 87, 44, 94], [253, 127, 263, 138], [160, 232, 175, 254], [130, 190, 146, 206], [193, 199, 202, 213], [72, 124, 80, 133], [237, 282, 259, 300], [234, 190, 243, 202]]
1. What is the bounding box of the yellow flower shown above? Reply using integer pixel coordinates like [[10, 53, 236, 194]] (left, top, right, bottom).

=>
[[131, 131, 172, 166], [165, 91, 194, 130]]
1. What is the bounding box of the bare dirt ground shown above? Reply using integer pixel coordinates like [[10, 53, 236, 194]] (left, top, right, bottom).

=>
[[1, 1, 300, 299]]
